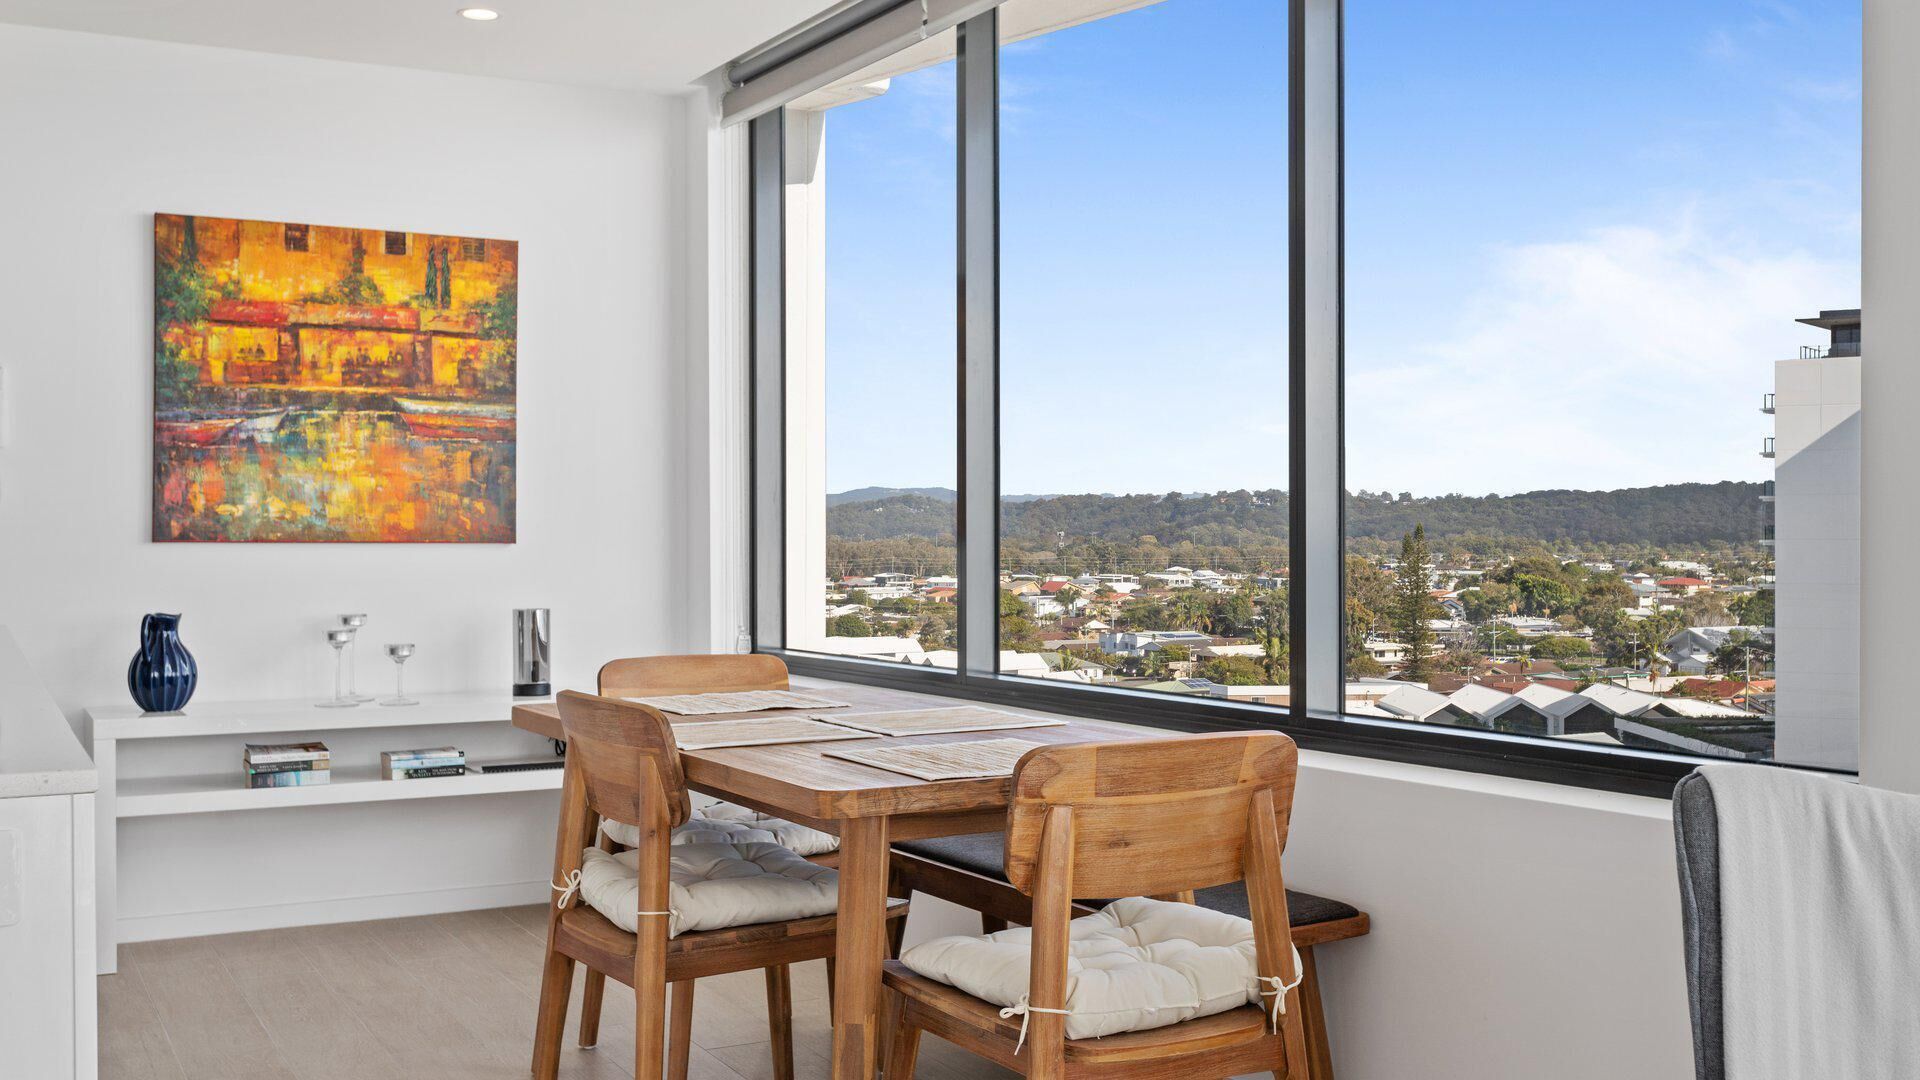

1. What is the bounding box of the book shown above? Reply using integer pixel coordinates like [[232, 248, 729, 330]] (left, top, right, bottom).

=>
[[247, 769, 331, 789], [381, 748, 464, 771], [245, 760, 325, 775], [245, 741, 330, 765], [386, 765, 466, 780], [470, 759, 565, 773]]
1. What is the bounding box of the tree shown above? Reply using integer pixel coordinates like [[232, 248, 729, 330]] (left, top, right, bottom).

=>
[[1530, 635, 1591, 660], [827, 614, 870, 638], [1730, 588, 1775, 628], [1200, 656, 1268, 685], [1391, 525, 1442, 680], [1709, 630, 1773, 679]]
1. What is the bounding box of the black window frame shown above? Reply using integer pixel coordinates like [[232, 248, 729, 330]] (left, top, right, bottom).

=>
[[740, 0, 1843, 800]]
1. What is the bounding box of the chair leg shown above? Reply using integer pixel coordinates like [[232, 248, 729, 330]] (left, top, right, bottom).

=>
[[824, 957, 836, 1013], [531, 948, 575, 1080], [764, 964, 795, 1080], [980, 914, 1007, 934], [1296, 946, 1336, 1080], [579, 970, 607, 1047], [668, 980, 695, 1080], [884, 994, 921, 1079]]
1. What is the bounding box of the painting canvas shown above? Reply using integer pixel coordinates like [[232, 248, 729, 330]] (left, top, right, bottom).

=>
[[153, 213, 517, 542]]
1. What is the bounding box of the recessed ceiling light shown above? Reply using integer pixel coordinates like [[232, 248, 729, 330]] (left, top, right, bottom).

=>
[[458, 7, 500, 20]]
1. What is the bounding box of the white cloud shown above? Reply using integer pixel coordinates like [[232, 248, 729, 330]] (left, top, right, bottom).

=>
[[1346, 211, 1857, 496]]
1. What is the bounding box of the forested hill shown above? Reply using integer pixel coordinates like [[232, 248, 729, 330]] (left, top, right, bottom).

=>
[[824, 482, 1770, 548]]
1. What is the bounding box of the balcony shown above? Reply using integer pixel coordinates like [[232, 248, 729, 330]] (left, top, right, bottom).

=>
[[1760, 392, 1775, 414], [1761, 436, 1776, 459], [1758, 479, 1775, 503], [1801, 343, 1862, 359]]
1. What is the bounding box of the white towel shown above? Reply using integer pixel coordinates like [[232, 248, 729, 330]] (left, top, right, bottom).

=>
[[1700, 764, 1920, 1079]]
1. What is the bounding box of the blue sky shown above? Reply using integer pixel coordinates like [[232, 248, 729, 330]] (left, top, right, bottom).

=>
[[817, 0, 1860, 497]]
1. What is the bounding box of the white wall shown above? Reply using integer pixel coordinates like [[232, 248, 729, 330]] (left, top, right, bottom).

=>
[[1285, 755, 1688, 1079], [0, 24, 688, 718], [1862, 0, 1920, 795]]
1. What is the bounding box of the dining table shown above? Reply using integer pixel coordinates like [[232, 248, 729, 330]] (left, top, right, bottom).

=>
[[512, 675, 1174, 1080]]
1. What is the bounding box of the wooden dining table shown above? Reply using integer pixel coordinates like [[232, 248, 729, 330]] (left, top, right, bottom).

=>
[[512, 676, 1174, 1080]]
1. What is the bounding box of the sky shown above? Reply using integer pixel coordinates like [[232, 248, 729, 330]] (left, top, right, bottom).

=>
[[816, 0, 1861, 498]]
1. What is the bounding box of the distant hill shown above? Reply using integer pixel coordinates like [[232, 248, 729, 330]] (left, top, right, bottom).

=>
[[825, 487, 1060, 507], [826, 487, 955, 507], [826, 482, 1770, 548]]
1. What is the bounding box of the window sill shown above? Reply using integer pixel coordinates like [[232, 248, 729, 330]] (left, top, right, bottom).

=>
[[768, 648, 1775, 799]]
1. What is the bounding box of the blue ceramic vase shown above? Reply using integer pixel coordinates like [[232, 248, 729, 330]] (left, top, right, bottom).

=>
[[128, 613, 197, 712]]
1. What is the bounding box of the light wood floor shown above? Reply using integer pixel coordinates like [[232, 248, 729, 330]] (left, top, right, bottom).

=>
[[100, 904, 1022, 1080]]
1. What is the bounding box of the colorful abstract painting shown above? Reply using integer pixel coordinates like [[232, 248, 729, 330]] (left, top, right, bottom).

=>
[[153, 214, 517, 542]]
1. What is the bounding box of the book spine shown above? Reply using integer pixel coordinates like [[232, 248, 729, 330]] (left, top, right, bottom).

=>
[[387, 765, 466, 780], [247, 770, 332, 789], [383, 756, 464, 769], [246, 750, 332, 765], [245, 759, 326, 774]]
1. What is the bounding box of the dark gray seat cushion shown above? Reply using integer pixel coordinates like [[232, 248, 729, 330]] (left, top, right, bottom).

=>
[[895, 832, 1360, 928], [1673, 771, 1724, 1080]]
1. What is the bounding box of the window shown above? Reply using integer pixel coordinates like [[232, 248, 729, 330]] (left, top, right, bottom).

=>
[[995, 0, 1290, 700], [383, 231, 410, 256], [1343, 0, 1861, 770], [777, 30, 959, 667], [743, 0, 1863, 793], [461, 237, 487, 261], [283, 223, 309, 252]]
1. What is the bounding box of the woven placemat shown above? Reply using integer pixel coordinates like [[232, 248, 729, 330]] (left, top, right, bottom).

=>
[[824, 706, 1066, 738], [625, 689, 852, 716], [672, 717, 876, 750], [823, 738, 1045, 781]]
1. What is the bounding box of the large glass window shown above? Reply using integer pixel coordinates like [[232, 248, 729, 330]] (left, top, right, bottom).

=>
[[994, 0, 1290, 701], [745, 0, 1864, 790], [782, 32, 960, 666], [1343, 0, 1861, 768]]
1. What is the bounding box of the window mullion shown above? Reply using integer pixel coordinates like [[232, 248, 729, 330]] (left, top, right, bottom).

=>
[[749, 111, 787, 651], [1292, 0, 1344, 715], [956, 9, 1001, 678]]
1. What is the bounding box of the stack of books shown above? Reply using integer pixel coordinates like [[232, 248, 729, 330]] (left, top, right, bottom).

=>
[[382, 747, 467, 780], [245, 742, 331, 788]]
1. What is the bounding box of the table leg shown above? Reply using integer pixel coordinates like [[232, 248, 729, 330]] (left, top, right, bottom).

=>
[[831, 816, 890, 1080]]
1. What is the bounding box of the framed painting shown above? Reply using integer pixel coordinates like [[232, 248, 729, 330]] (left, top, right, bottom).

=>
[[152, 213, 517, 542]]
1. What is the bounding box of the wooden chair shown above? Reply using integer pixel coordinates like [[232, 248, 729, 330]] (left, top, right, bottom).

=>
[[886, 837, 1367, 1078], [578, 653, 799, 1052], [597, 653, 790, 698], [882, 733, 1311, 1080], [534, 690, 906, 1080]]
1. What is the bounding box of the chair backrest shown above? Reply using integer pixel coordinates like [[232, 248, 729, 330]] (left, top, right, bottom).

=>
[[1005, 732, 1298, 900], [598, 654, 789, 698], [1004, 732, 1306, 1065], [556, 690, 693, 835]]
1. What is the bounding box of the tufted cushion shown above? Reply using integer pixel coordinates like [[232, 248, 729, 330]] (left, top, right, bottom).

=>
[[576, 841, 839, 938], [895, 832, 1358, 927], [899, 897, 1267, 1041], [602, 799, 841, 857]]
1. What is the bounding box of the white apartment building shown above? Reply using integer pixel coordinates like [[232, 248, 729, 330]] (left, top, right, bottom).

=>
[[1768, 308, 1861, 769]]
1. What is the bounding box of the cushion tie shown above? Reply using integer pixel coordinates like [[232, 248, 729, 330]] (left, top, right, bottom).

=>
[[1256, 944, 1307, 1033], [552, 869, 584, 910], [998, 994, 1072, 1055], [552, 868, 672, 920]]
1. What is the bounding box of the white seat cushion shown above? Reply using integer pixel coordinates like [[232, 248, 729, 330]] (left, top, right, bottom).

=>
[[899, 897, 1263, 1041], [602, 799, 840, 857], [575, 841, 838, 938]]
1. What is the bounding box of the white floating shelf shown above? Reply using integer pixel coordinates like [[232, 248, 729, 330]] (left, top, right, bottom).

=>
[[90, 691, 551, 740], [115, 763, 563, 818]]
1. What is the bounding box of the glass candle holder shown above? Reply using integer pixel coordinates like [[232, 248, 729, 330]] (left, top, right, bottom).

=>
[[382, 643, 418, 707], [316, 628, 359, 708], [340, 614, 374, 702]]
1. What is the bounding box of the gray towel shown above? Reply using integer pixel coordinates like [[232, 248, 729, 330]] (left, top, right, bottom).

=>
[[1699, 764, 1920, 1078]]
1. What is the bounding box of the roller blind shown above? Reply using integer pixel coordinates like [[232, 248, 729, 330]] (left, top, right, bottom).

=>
[[721, 0, 1001, 125]]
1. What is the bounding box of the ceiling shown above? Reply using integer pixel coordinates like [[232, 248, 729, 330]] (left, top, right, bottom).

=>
[[0, 0, 844, 94]]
